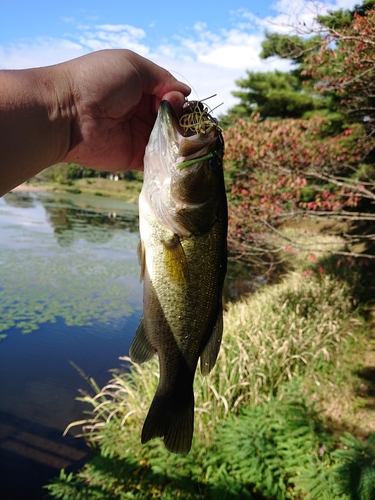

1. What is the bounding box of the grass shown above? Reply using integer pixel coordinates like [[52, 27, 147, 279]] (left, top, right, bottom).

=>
[[26, 177, 143, 203], [45, 231, 375, 499], [64, 265, 360, 447], [73, 178, 142, 201]]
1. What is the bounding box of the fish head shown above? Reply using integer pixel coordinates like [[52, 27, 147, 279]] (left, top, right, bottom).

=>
[[143, 100, 225, 236]]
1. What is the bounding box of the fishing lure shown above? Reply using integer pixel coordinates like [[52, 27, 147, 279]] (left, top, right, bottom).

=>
[[177, 96, 224, 170], [179, 95, 222, 135]]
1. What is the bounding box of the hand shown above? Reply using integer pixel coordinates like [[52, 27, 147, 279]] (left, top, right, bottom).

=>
[[60, 50, 191, 171], [0, 49, 190, 196]]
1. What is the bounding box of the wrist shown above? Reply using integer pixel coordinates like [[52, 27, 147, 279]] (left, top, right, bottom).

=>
[[0, 65, 74, 195], [32, 64, 74, 166]]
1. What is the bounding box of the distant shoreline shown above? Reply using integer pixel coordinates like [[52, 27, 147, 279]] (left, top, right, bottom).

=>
[[9, 178, 142, 204], [10, 184, 48, 193]]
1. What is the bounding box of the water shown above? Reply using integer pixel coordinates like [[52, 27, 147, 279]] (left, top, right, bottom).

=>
[[0, 191, 143, 500], [0, 190, 255, 500]]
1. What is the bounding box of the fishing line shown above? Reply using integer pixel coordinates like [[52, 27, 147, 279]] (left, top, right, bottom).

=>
[[170, 70, 200, 101], [170, 70, 224, 129]]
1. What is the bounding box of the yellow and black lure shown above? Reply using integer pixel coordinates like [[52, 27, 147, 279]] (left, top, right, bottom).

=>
[[177, 96, 223, 170]]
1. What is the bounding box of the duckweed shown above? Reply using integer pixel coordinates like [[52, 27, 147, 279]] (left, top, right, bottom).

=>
[[0, 193, 142, 335]]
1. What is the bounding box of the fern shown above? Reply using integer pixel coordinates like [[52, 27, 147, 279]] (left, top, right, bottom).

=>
[[212, 387, 333, 499], [332, 433, 375, 500]]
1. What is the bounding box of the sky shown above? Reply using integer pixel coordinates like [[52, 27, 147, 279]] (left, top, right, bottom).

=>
[[0, 0, 360, 114]]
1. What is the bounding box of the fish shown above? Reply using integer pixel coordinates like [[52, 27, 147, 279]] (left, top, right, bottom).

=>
[[129, 99, 227, 454]]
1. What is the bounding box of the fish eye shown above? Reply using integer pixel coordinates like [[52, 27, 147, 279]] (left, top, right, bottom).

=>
[[208, 156, 221, 172]]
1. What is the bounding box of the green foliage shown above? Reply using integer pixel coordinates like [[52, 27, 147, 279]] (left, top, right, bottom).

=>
[[332, 433, 375, 500], [227, 70, 323, 121], [306, 3, 375, 135], [67, 163, 85, 179], [47, 385, 375, 500], [222, 27, 341, 125], [318, 1, 375, 29], [35, 163, 106, 184], [223, 5, 375, 127], [260, 32, 322, 65], [45, 261, 369, 499], [213, 390, 333, 499]]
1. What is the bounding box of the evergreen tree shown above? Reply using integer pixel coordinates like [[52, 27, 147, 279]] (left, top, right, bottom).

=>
[[229, 70, 323, 121], [224, 1, 375, 129], [223, 32, 331, 123]]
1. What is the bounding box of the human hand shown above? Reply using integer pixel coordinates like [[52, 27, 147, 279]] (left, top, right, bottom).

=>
[[0, 49, 190, 196], [58, 49, 191, 171]]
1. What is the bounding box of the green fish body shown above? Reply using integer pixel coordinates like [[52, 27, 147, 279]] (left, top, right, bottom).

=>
[[130, 100, 227, 454]]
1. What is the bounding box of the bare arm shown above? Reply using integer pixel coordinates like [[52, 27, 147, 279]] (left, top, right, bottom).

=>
[[0, 49, 190, 196]]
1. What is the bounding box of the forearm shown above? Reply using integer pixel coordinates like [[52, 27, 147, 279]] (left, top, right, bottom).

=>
[[0, 66, 72, 196]]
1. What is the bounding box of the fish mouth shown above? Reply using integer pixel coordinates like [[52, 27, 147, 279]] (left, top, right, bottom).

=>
[[159, 100, 182, 134], [159, 100, 219, 162]]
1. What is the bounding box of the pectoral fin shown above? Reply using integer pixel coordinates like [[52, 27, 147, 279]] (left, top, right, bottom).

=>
[[129, 316, 155, 364], [200, 307, 223, 376], [137, 240, 146, 282], [161, 233, 189, 285]]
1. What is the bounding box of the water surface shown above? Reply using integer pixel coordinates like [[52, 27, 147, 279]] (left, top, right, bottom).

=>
[[0, 190, 255, 499], [0, 191, 143, 499]]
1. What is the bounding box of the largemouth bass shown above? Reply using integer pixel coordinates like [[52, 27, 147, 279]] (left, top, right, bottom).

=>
[[130, 99, 227, 454]]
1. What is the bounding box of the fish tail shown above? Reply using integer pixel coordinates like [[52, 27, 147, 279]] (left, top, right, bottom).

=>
[[141, 389, 194, 455]]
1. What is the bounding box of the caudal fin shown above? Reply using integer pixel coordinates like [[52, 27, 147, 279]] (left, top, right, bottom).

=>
[[141, 390, 194, 455]]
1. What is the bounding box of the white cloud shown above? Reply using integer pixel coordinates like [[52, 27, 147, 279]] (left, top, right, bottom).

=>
[[257, 0, 360, 33], [72, 24, 150, 56], [95, 24, 145, 36], [0, 0, 361, 114], [0, 38, 85, 69], [149, 52, 291, 115]]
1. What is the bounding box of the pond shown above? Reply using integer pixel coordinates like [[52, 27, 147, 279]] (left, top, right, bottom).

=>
[[0, 191, 143, 500], [0, 190, 254, 500]]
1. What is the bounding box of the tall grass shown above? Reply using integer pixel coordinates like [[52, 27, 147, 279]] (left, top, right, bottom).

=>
[[46, 237, 375, 500], [67, 270, 358, 449]]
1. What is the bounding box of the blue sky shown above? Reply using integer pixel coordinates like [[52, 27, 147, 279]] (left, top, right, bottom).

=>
[[0, 0, 359, 113]]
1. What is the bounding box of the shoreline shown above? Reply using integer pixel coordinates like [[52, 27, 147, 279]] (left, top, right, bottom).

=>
[[8, 178, 142, 204], [10, 184, 48, 193]]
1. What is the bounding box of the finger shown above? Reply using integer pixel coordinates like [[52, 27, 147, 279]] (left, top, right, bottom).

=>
[[161, 91, 187, 117]]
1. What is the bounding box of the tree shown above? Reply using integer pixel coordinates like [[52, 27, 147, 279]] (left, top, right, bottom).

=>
[[305, 4, 375, 136], [257, 2, 375, 133], [228, 70, 323, 121], [221, 1, 375, 268], [224, 115, 375, 266], [223, 31, 340, 127]]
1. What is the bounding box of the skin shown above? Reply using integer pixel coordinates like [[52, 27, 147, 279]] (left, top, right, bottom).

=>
[[0, 49, 190, 197]]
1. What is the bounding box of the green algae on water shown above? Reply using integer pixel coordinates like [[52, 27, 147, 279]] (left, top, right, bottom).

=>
[[0, 194, 142, 335], [0, 244, 140, 334]]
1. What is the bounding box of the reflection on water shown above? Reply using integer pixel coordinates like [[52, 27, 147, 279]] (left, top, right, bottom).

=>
[[0, 191, 143, 500], [0, 192, 142, 335], [42, 196, 139, 247], [2, 191, 139, 246], [0, 190, 256, 499]]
